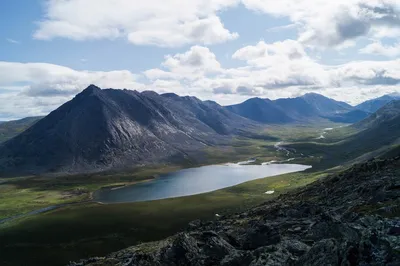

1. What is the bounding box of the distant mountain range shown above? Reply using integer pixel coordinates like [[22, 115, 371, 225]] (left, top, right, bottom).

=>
[[0, 85, 398, 176], [0, 85, 256, 176], [227, 93, 369, 123], [355, 93, 400, 113]]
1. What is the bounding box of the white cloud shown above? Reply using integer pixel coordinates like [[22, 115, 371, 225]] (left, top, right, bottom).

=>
[[163, 46, 221, 72], [266, 23, 298, 33], [232, 40, 308, 66], [6, 38, 20, 44], [333, 59, 400, 85], [242, 0, 400, 47], [34, 0, 239, 47], [0, 62, 143, 97], [0, 62, 144, 119], [229, 40, 331, 89], [145, 46, 222, 81], [360, 42, 400, 57], [0, 91, 66, 120], [2, 41, 400, 119], [147, 79, 185, 94], [31, 0, 400, 55], [143, 42, 400, 104]]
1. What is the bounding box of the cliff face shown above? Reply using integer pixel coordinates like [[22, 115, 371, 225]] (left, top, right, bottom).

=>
[[71, 156, 400, 266], [0, 86, 257, 176]]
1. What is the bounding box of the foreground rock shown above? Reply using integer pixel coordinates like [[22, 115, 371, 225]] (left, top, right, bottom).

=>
[[70, 157, 400, 266]]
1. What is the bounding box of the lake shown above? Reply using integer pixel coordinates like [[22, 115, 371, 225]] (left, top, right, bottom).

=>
[[94, 162, 311, 203]]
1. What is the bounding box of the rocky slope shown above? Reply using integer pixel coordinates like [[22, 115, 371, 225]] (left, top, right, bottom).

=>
[[0, 85, 257, 176], [0, 116, 42, 143], [71, 156, 400, 266]]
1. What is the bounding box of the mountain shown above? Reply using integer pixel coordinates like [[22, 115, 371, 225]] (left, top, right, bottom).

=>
[[300, 92, 353, 115], [289, 100, 400, 169], [71, 156, 400, 266], [341, 100, 400, 159], [227, 93, 359, 124], [356, 94, 400, 113], [273, 97, 320, 121], [321, 109, 370, 123], [0, 85, 256, 177], [226, 98, 293, 124], [0, 116, 43, 143], [355, 100, 400, 130]]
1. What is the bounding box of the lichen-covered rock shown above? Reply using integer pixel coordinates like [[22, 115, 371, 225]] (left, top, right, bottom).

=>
[[296, 239, 339, 266]]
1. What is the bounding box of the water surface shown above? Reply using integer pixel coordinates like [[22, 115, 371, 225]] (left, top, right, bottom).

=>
[[95, 163, 311, 203]]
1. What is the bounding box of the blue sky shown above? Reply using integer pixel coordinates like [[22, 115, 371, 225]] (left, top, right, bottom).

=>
[[0, 0, 400, 120]]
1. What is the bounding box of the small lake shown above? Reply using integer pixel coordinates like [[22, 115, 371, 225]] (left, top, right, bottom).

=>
[[94, 162, 311, 204]]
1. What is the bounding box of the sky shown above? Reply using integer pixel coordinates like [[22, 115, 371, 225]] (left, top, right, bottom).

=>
[[1, 0, 400, 120]]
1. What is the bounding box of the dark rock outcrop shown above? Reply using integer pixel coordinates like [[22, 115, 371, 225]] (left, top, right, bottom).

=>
[[70, 156, 400, 266]]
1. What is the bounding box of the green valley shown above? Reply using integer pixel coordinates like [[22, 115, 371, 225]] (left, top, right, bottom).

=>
[[0, 120, 386, 266]]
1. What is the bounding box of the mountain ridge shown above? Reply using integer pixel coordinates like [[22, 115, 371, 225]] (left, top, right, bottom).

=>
[[356, 94, 400, 113], [0, 85, 257, 177], [0, 86, 398, 177], [226, 92, 368, 124], [226, 98, 294, 124]]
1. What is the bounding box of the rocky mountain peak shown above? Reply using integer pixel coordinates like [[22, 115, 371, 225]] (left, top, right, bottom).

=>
[[77, 84, 102, 97]]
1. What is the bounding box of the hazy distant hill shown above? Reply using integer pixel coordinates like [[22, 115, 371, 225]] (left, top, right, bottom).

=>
[[0, 85, 256, 176], [0, 117, 43, 143], [356, 94, 400, 113]]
